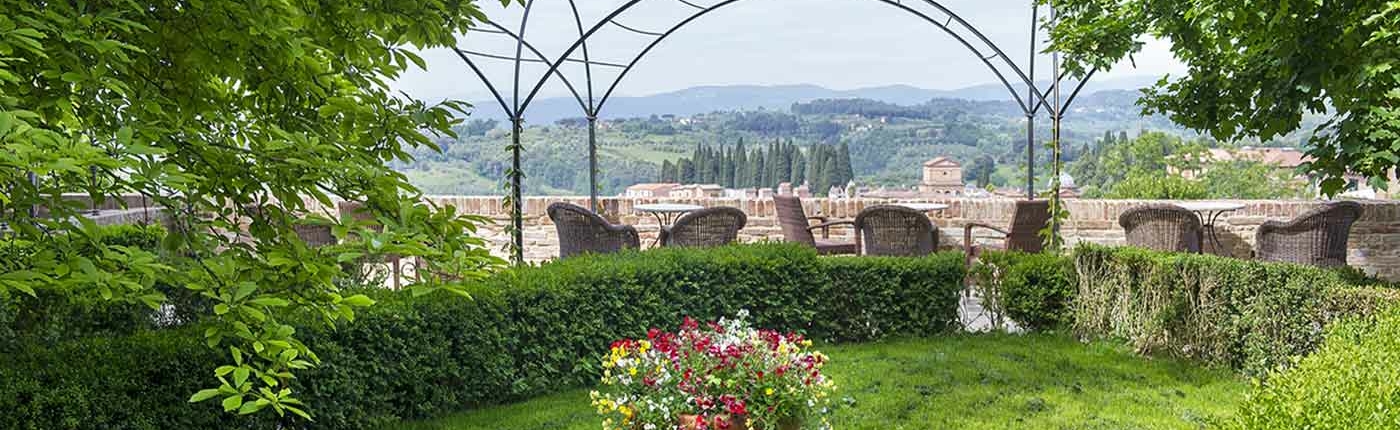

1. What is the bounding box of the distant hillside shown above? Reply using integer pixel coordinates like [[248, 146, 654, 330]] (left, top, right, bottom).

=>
[[467, 76, 1167, 123]]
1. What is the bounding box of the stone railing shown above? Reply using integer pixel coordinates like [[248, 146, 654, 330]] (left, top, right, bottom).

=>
[[413, 196, 1400, 280]]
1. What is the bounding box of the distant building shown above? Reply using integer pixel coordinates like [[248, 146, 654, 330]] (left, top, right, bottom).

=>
[[1176, 147, 1309, 180], [918, 157, 965, 196], [625, 183, 678, 198], [670, 184, 724, 199]]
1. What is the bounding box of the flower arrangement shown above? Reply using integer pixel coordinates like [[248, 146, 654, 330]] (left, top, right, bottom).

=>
[[591, 311, 835, 430]]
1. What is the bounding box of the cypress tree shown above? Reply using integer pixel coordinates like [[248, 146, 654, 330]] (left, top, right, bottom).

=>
[[679, 158, 696, 184], [835, 141, 854, 187], [820, 154, 839, 196], [734, 140, 749, 188], [756, 148, 767, 189], [660, 160, 675, 182], [791, 148, 806, 186], [692, 144, 707, 184], [805, 144, 822, 188]]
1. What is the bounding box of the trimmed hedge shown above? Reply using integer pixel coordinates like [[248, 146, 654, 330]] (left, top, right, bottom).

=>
[[0, 243, 965, 429], [0, 224, 176, 352], [1227, 307, 1400, 430], [1073, 244, 1400, 376], [971, 251, 1077, 331]]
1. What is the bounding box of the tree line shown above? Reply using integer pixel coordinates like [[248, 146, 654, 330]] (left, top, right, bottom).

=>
[[659, 140, 855, 196]]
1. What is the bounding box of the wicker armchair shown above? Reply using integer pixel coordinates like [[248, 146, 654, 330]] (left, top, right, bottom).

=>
[[964, 200, 1050, 266], [1118, 204, 1203, 253], [1256, 201, 1363, 268], [547, 202, 640, 259], [854, 205, 938, 257], [660, 206, 747, 248], [773, 195, 856, 255]]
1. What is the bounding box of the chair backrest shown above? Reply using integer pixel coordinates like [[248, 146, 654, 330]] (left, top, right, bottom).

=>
[[773, 195, 817, 246], [855, 205, 937, 257], [1006, 200, 1052, 252], [1118, 204, 1202, 253], [666, 206, 747, 248], [1257, 201, 1363, 267], [547, 202, 637, 258]]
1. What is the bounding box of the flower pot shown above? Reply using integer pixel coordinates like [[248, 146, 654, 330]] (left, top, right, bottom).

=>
[[677, 414, 801, 430]]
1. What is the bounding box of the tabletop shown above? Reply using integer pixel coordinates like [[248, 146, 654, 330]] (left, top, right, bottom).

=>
[[634, 203, 704, 213], [894, 202, 951, 212], [1175, 202, 1247, 213]]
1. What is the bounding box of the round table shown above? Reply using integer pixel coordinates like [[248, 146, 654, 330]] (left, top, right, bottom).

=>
[[894, 202, 950, 212], [635, 203, 704, 246], [1175, 201, 1246, 254]]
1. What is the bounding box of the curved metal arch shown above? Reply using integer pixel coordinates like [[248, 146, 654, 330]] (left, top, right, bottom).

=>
[[467, 19, 594, 114], [590, 0, 1040, 116], [518, 0, 1055, 119]]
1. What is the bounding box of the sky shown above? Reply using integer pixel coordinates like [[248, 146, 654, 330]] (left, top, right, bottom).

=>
[[391, 0, 1184, 104]]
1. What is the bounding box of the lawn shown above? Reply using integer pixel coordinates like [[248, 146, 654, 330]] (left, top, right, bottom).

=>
[[396, 334, 1247, 430]]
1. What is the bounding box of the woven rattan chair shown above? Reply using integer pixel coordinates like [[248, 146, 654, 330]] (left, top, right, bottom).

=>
[[1118, 204, 1203, 253], [963, 200, 1050, 266], [660, 206, 747, 248], [1256, 201, 1363, 268], [773, 195, 856, 255], [854, 205, 938, 257], [547, 202, 640, 259]]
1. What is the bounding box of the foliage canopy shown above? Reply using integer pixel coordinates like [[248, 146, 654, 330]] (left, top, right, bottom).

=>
[[1, 0, 509, 420], [1043, 0, 1400, 195]]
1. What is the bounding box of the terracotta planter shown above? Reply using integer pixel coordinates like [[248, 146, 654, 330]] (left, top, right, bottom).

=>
[[677, 414, 801, 430]]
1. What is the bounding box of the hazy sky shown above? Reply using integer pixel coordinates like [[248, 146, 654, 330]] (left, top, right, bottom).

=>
[[392, 0, 1183, 104]]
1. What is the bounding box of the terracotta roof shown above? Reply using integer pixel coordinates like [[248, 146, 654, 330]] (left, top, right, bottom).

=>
[[627, 183, 679, 191], [1205, 148, 1309, 168], [924, 156, 961, 168]]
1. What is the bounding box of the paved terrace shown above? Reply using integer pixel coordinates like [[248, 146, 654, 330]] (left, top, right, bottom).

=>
[[374, 196, 1400, 281]]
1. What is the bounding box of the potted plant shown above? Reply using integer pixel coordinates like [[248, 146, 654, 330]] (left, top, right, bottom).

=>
[[591, 311, 835, 430]]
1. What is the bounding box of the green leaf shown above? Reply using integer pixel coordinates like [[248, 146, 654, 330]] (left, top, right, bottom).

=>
[[221, 395, 243, 412], [341, 294, 375, 307], [189, 389, 222, 403]]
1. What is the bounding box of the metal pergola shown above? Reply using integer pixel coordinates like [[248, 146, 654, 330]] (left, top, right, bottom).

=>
[[453, 0, 1097, 263]]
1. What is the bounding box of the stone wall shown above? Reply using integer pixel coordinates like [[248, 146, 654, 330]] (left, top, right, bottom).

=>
[[414, 196, 1400, 280]]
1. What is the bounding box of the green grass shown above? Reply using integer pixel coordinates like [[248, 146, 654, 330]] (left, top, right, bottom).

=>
[[395, 334, 1247, 430]]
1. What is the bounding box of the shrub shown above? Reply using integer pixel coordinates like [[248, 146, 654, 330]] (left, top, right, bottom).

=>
[[1226, 307, 1400, 430], [0, 243, 965, 429], [972, 251, 1076, 331], [1073, 243, 1400, 376], [0, 224, 173, 352]]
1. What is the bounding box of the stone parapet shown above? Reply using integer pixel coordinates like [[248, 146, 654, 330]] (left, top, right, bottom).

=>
[[410, 196, 1400, 280]]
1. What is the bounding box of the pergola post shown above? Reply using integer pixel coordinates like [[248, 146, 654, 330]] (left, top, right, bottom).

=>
[[510, 116, 525, 264], [587, 114, 600, 212]]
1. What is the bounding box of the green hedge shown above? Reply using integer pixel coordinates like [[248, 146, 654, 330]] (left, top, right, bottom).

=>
[[0, 224, 177, 352], [971, 251, 1077, 331], [1073, 244, 1400, 376], [0, 243, 965, 429], [1226, 307, 1400, 430]]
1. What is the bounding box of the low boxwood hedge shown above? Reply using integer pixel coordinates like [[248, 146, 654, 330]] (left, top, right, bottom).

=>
[[970, 251, 1077, 331], [1225, 307, 1400, 430], [1073, 243, 1400, 376], [0, 243, 965, 430]]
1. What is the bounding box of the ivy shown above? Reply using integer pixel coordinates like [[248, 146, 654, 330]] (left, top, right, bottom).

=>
[[0, 0, 512, 420]]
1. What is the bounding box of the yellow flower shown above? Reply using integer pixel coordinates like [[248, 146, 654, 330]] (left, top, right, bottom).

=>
[[628, 367, 638, 376], [765, 387, 775, 396]]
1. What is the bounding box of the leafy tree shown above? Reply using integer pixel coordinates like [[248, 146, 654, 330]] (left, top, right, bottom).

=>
[[1044, 0, 1400, 195], [1104, 173, 1208, 200], [971, 155, 996, 188], [0, 0, 508, 420], [1203, 160, 1309, 199]]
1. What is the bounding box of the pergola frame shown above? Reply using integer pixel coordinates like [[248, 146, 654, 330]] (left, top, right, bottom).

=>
[[453, 0, 1096, 263]]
